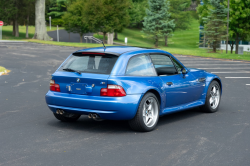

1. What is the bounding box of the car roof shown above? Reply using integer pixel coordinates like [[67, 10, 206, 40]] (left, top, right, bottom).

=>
[[76, 46, 157, 55]]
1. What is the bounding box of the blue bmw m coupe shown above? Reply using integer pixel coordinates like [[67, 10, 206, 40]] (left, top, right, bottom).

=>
[[45, 46, 222, 131]]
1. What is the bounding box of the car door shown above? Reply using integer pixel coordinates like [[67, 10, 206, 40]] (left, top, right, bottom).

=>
[[171, 57, 206, 101], [149, 53, 198, 108]]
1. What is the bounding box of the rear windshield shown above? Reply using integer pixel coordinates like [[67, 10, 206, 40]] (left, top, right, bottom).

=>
[[59, 54, 118, 74]]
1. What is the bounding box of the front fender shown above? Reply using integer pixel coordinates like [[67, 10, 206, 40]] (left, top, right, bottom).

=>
[[202, 73, 222, 100]]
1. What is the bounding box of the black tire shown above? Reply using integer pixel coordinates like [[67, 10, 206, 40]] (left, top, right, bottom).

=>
[[128, 92, 160, 132], [200, 80, 221, 113], [53, 113, 81, 122]]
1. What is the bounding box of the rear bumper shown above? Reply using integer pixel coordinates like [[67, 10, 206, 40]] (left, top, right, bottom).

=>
[[45, 91, 142, 120]]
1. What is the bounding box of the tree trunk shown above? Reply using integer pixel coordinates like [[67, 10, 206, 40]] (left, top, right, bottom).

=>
[[165, 36, 168, 46], [14, 0, 19, 37], [14, 19, 19, 37], [26, 15, 29, 38], [103, 32, 106, 44], [107, 32, 114, 45], [229, 41, 234, 54], [33, 0, 50, 40], [114, 32, 118, 40], [213, 45, 216, 52], [235, 33, 239, 54], [12, 20, 15, 36], [155, 36, 158, 47], [80, 34, 83, 43]]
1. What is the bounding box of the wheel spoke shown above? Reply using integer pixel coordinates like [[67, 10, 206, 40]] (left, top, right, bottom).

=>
[[213, 98, 216, 105], [209, 97, 213, 104], [147, 118, 152, 124], [213, 86, 216, 94], [144, 115, 148, 124], [148, 104, 152, 111], [142, 104, 146, 115], [216, 90, 219, 96]]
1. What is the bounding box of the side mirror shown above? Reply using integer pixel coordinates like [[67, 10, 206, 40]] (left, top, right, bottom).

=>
[[182, 68, 187, 74]]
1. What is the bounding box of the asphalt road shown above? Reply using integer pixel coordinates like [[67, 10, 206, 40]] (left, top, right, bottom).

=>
[[0, 42, 250, 166]]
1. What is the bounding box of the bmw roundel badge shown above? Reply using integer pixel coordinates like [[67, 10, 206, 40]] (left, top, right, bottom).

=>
[[77, 78, 80, 83]]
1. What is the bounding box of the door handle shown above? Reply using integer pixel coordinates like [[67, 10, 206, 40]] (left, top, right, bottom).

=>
[[166, 82, 173, 86]]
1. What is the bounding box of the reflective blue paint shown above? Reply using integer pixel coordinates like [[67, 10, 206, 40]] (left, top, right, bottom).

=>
[[46, 91, 141, 120], [45, 46, 222, 121]]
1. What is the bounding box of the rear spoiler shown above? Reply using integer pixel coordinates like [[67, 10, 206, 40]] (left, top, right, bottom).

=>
[[73, 51, 120, 56]]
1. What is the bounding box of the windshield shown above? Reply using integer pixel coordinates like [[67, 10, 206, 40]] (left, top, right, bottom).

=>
[[59, 54, 118, 74]]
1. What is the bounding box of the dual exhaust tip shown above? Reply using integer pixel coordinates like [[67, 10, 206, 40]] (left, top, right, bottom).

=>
[[88, 113, 103, 121], [56, 110, 102, 121], [56, 109, 64, 115]]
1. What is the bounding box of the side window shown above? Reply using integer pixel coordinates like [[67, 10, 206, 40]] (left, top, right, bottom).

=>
[[149, 54, 177, 76], [172, 57, 184, 74], [126, 54, 156, 76]]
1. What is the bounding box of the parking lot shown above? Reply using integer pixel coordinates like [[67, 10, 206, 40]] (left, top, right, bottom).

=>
[[0, 42, 250, 166]]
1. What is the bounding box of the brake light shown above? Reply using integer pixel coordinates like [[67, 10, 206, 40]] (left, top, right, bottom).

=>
[[82, 52, 105, 55], [101, 85, 126, 97], [50, 79, 60, 92]]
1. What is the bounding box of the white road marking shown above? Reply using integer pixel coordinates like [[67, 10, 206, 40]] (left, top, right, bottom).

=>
[[246, 84, 250, 85], [185, 64, 250, 66], [180, 60, 243, 62], [198, 68, 250, 69], [225, 77, 250, 78], [211, 72, 250, 73]]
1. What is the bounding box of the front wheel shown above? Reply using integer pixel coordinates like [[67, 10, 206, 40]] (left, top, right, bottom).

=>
[[200, 81, 221, 113], [53, 113, 81, 122], [128, 92, 160, 132]]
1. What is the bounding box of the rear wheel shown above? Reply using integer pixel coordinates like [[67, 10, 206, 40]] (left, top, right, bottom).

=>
[[53, 113, 81, 122], [200, 81, 221, 113], [128, 92, 159, 132]]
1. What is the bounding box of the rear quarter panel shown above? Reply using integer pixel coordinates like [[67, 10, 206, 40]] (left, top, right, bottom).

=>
[[108, 76, 165, 110]]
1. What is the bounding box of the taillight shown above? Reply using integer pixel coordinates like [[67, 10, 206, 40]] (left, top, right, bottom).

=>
[[101, 85, 126, 97], [50, 79, 60, 92]]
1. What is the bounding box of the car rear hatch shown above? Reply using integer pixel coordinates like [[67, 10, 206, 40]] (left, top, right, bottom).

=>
[[52, 52, 118, 96]]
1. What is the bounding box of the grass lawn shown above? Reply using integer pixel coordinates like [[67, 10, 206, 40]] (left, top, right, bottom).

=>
[[1, 25, 63, 40], [0, 66, 10, 76], [113, 19, 250, 61], [0, 66, 6, 72]]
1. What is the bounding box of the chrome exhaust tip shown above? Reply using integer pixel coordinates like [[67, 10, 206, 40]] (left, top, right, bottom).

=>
[[92, 114, 103, 121], [92, 114, 97, 119], [59, 109, 64, 115], [56, 109, 60, 114], [88, 113, 93, 119]]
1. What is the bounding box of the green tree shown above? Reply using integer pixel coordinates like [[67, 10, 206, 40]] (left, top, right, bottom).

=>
[[83, 0, 130, 44], [197, 0, 210, 25], [128, 0, 147, 28], [169, 0, 191, 30], [62, 0, 90, 43], [0, 0, 36, 38], [229, 0, 250, 54], [0, 0, 19, 37], [21, 0, 36, 38], [202, 0, 227, 52], [142, 0, 175, 47], [47, 0, 75, 26]]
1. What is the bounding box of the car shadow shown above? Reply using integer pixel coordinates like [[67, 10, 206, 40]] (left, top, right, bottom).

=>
[[47, 107, 203, 133]]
